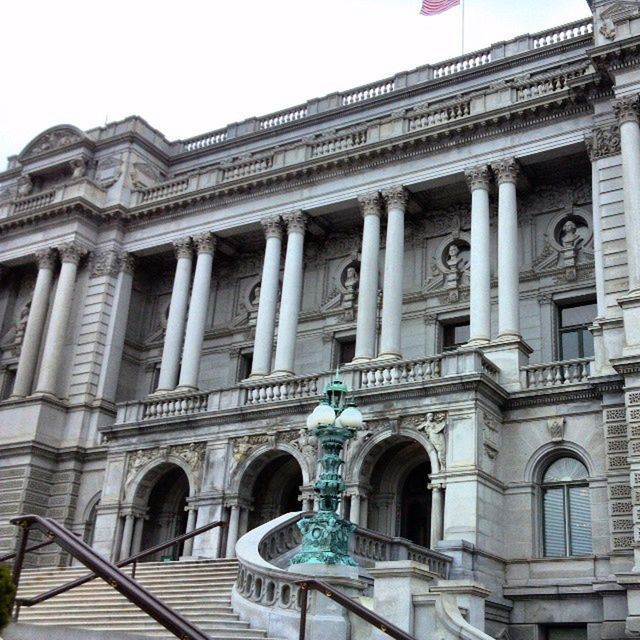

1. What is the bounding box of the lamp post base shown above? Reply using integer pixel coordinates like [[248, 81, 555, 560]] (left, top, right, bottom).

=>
[[291, 511, 357, 566]]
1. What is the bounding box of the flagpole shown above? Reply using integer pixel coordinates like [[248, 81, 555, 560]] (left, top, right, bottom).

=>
[[461, 0, 465, 55]]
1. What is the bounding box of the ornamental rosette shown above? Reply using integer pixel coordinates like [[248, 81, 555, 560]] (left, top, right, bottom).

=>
[[261, 215, 283, 239], [283, 210, 307, 235], [35, 247, 57, 270], [357, 192, 382, 218], [193, 232, 217, 255], [173, 237, 193, 260], [381, 185, 408, 210], [465, 165, 491, 191], [491, 157, 519, 185], [613, 95, 640, 126]]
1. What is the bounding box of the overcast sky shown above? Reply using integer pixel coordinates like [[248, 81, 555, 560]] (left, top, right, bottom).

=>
[[0, 0, 591, 171]]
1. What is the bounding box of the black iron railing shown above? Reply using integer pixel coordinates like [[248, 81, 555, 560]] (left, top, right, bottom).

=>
[[296, 578, 417, 640], [6, 514, 225, 640]]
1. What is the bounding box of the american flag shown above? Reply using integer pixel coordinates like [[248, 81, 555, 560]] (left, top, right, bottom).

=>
[[420, 0, 460, 15]]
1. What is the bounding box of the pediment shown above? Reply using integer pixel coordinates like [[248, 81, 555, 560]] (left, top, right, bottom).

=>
[[600, 1, 640, 21], [19, 125, 88, 161]]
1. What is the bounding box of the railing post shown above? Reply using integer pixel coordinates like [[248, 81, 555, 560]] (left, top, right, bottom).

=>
[[10, 524, 29, 620], [299, 583, 308, 640]]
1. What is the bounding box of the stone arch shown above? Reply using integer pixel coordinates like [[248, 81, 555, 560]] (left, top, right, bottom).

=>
[[524, 440, 595, 485], [125, 455, 197, 505]]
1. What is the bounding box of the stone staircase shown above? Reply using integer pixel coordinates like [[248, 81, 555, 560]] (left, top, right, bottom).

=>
[[14, 559, 278, 639]]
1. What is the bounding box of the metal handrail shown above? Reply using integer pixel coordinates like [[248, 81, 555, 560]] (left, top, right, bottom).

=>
[[8, 514, 224, 639], [13, 518, 224, 609], [0, 538, 56, 563], [296, 578, 417, 640]]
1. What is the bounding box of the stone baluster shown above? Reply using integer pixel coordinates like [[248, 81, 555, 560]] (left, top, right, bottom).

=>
[[492, 158, 521, 339], [272, 211, 307, 376], [156, 238, 193, 392], [465, 165, 492, 344], [379, 186, 408, 359], [354, 193, 382, 362], [614, 95, 640, 295], [11, 248, 57, 398], [250, 216, 283, 377], [178, 233, 216, 390], [225, 504, 241, 558], [34, 243, 86, 397]]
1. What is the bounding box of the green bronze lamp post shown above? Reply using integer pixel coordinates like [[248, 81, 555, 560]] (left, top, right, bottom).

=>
[[291, 372, 363, 566]]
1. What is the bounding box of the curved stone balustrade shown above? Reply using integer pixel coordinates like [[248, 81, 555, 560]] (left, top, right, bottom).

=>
[[242, 374, 321, 405], [357, 356, 442, 389], [142, 391, 209, 420], [521, 357, 592, 389]]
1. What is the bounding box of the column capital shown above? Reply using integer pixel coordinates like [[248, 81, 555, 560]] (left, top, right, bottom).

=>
[[613, 95, 640, 125], [173, 237, 193, 260], [58, 242, 87, 265], [381, 185, 408, 210], [491, 157, 519, 185], [35, 247, 57, 270], [283, 210, 307, 234], [465, 165, 491, 191], [120, 251, 136, 275], [585, 124, 621, 161], [261, 215, 283, 239], [193, 232, 217, 255], [358, 192, 382, 218]]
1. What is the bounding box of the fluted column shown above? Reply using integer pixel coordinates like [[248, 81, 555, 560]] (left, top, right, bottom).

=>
[[492, 158, 521, 339], [354, 194, 382, 362], [225, 505, 241, 558], [465, 166, 492, 344], [614, 95, 640, 294], [272, 211, 307, 376], [11, 248, 57, 397], [250, 216, 283, 377], [379, 186, 408, 359], [156, 238, 193, 392], [34, 243, 85, 396], [178, 233, 216, 390]]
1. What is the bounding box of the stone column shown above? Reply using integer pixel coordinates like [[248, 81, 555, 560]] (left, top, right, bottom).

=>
[[239, 506, 250, 538], [11, 248, 57, 397], [34, 243, 85, 397], [354, 193, 382, 362], [119, 513, 135, 561], [131, 515, 145, 556], [182, 506, 198, 556], [492, 158, 521, 339], [156, 238, 193, 392], [177, 233, 216, 390], [465, 165, 492, 344], [272, 211, 307, 376], [429, 485, 444, 549], [614, 95, 640, 295], [225, 505, 241, 558], [379, 186, 408, 359], [250, 216, 283, 377], [95, 253, 135, 402], [360, 496, 369, 528], [349, 493, 361, 526]]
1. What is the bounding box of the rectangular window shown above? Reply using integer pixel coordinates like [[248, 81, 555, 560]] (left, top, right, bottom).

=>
[[546, 626, 588, 640], [1, 368, 16, 400], [149, 365, 160, 394], [442, 320, 470, 351], [558, 301, 597, 360], [238, 353, 253, 381], [543, 487, 566, 557], [335, 339, 356, 367]]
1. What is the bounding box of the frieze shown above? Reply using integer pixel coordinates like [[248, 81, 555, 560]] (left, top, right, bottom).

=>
[[22, 127, 83, 159]]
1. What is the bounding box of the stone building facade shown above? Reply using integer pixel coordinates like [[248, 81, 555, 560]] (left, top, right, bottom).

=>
[[2, 0, 640, 637]]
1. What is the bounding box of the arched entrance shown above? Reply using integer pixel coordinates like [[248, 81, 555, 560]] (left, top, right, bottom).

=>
[[139, 465, 190, 560], [240, 450, 303, 530], [362, 437, 432, 547]]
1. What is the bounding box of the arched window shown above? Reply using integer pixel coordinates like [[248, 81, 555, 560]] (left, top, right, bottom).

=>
[[542, 457, 592, 557]]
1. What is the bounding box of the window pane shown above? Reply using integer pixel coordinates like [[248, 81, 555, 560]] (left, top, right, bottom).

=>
[[568, 486, 593, 555], [339, 340, 356, 365], [561, 331, 580, 360], [543, 488, 566, 557], [547, 626, 588, 640], [543, 458, 589, 483], [561, 303, 597, 327], [581, 329, 594, 358], [454, 323, 470, 344]]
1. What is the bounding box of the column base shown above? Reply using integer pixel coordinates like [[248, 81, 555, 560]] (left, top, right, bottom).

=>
[[460, 337, 490, 349], [375, 352, 402, 361], [268, 369, 295, 378], [349, 356, 373, 365], [174, 384, 199, 393], [247, 371, 270, 379]]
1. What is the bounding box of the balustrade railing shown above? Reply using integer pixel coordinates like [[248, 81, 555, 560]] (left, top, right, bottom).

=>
[[259, 106, 308, 130], [407, 100, 472, 131], [181, 128, 227, 152], [357, 356, 442, 390], [341, 79, 395, 105], [514, 63, 589, 102], [143, 391, 209, 420], [138, 177, 189, 204], [13, 190, 56, 214], [309, 129, 368, 158], [221, 155, 273, 181], [243, 374, 321, 406], [532, 20, 593, 48], [521, 357, 592, 389], [433, 49, 492, 79]]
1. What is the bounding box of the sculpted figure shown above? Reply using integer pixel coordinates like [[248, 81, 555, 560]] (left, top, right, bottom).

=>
[[294, 428, 318, 467], [418, 412, 447, 470], [344, 266, 359, 290], [233, 435, 253, 462], [561, 219, 578, 247]]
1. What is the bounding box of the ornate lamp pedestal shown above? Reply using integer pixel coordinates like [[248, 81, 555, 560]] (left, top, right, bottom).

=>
[[290, 375, 363, 567]]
